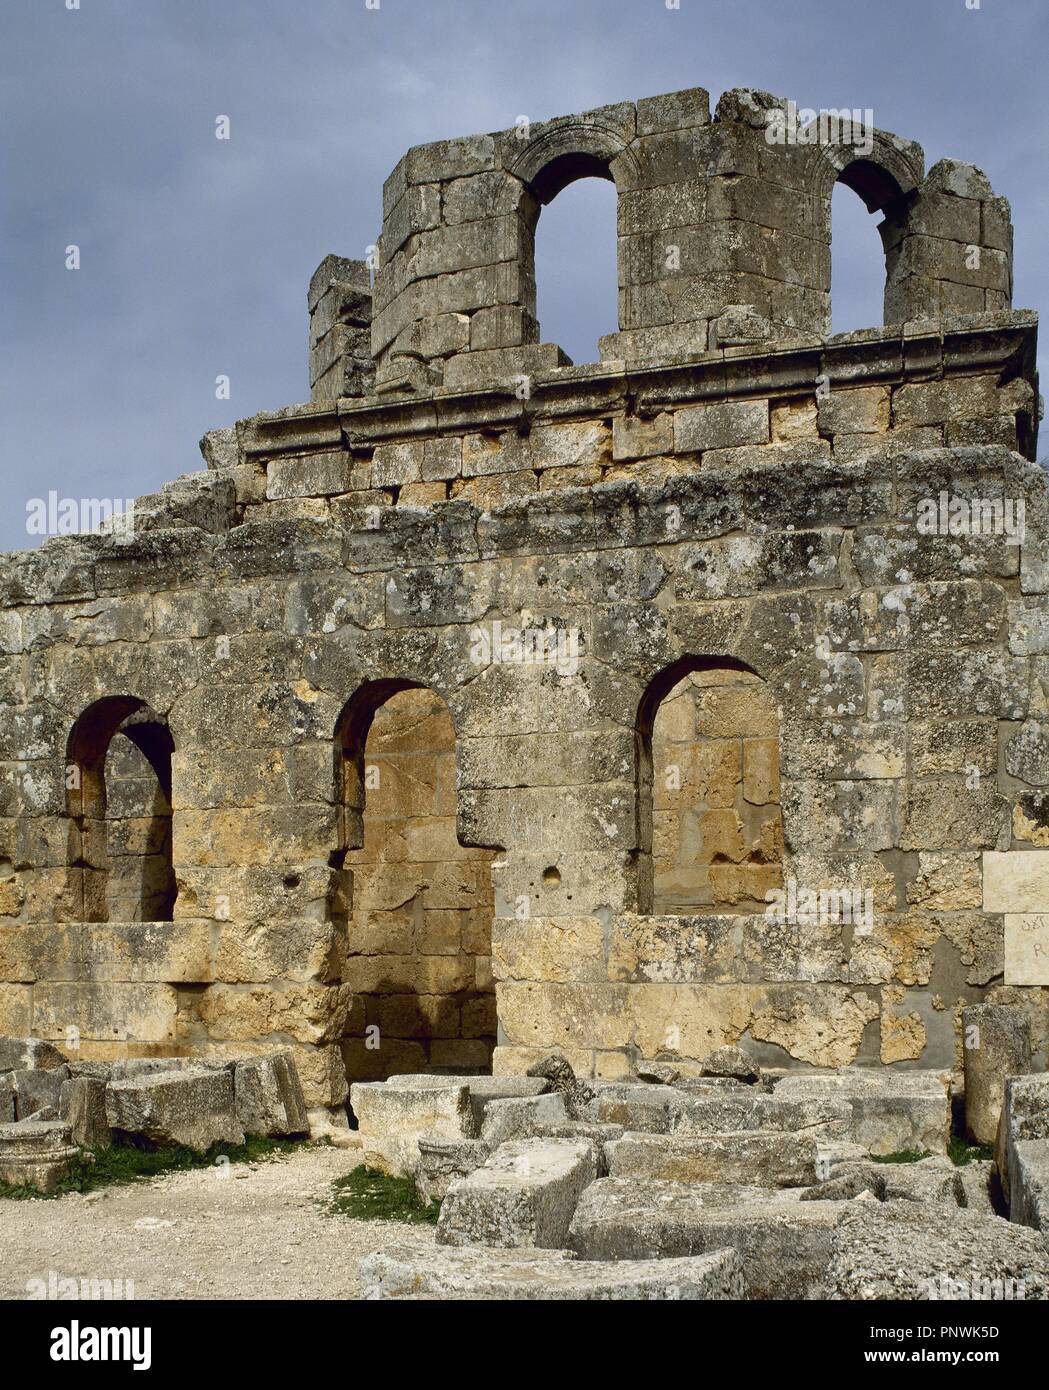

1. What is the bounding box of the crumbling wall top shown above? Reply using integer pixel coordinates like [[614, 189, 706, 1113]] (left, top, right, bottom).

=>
[[347, 86, 1013, 398]]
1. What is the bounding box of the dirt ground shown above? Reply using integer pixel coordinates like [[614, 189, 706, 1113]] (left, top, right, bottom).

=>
[[0, 1146, 437, 1300]]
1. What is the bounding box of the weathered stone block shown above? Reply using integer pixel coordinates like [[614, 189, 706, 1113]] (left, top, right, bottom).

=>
[[589, 1084, 679, 1134], [350, 1079, 473, 1175], [674, 399, 769, 453], [667, 1092, 851, 1137], [805, 1155, 962, 1206], [985, 852, 1049, 912], [1004, 913, 1049, 986], [6, 1063, 69, 1120], [605, 1130, 820, 1187], [437, 1137, 597, 1248], [105, 1070, 244, 1152], [962, 1004, 1031, 1146], [995, 1073, 1049, 1208], [234, 1051, 309, 1137], [772, 1070, 951, 1156], [64, 1076, 111, 1149], [826, 1202, 1049, 1300], [0, 1036, 67, 1071], [1010, 1139, 1049, 1234], [416, 1136, 490, 1204], [569, 1177, 843, 1299], [479, 1093, 569, 1145], [359, 1243, 744, 1301]]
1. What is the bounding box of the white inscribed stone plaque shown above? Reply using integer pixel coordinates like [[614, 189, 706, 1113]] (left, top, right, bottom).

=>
[[1005, 913, 1049, 986]]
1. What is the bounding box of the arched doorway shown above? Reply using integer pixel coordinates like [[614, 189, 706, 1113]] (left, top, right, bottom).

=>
[[334, 682, 497, 1080], [66, 697, 176, 922], [638, 658, 783, 914]]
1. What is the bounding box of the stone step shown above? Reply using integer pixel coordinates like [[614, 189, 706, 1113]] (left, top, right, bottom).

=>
[[605, 1129, 820, 1187], [436, 1137, 597, 1249], [568, 1177, 842, 1299], [359, 1243, 744, 1300]]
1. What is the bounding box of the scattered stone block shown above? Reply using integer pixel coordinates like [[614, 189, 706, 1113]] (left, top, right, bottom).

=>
[[995, 1073, 1049, 1207], [67, 1061, 114, 1081], [530, 1121, 624, 1175], [306, 1106, 357, 1148], [605, 1131, 819, 1187], [568, 1177, 843, 1298], [536, 1119, 624, 1152], [359, 1243, 745, 1300], [6, 1065, 70, 1121], [437, 1138, 597, 1248], [955, 1159, 997, 1216], [699, 1046, 761, 1082], [525, 1055, 595, 1119], [378, 1073, 549, 1136], [668, 1092, 851, 1137], [804, 1156, 962, 1207], [234, 1052, 309, 1136], [1010, 1139, 1049, 1234], [0, 1120, 79, 1193], [814, 1138, 870, 1180], [64, 1077, 111, 1149], [105, 1069, 244, 1153], [416, 1137, 490, 1204], [826, 1202, 1049, 1300], [677, 1076, 757, 1096], [460, 1075, 549, 1134], [479, 1093, 568, 1145], [589, 1083, 678, 1133], [0, 1037, 67, 1072], [383, 1073, 470, 1088], [773, 1070, 951, 1155], [350, 1080, 472, 1176], [962, 1004, 1031, 1146], [110, 1057, 233, 1079], [635, 1062, 681, 1085]]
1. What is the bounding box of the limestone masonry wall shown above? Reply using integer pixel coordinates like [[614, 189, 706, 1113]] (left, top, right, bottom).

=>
[[0, 87, 1044, 1110]]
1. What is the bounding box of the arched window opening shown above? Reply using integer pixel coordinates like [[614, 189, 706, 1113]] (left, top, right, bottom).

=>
[[66, 697, 176, 923], [638, 659, 783, 916], [533, 174, 619, 366], [334, 683, 497, 1083], [830, 160, 908, 335]]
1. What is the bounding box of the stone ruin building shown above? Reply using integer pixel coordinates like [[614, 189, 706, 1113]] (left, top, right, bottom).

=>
[[1, 85, 1048, 1146]]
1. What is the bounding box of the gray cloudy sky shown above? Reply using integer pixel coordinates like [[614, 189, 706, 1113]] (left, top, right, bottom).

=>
[[1, 0, 1046, 553]]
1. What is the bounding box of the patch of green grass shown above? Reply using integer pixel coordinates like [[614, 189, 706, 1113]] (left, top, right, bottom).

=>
[[948, 1135, 995, 1167], [870, 1148, 932, 1165], [0, 1134, 302, 1201], [328, 1165, 440, 1224]]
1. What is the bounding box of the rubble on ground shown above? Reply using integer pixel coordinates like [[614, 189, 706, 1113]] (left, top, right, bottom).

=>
[[0, 1035, 310, 1191]]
